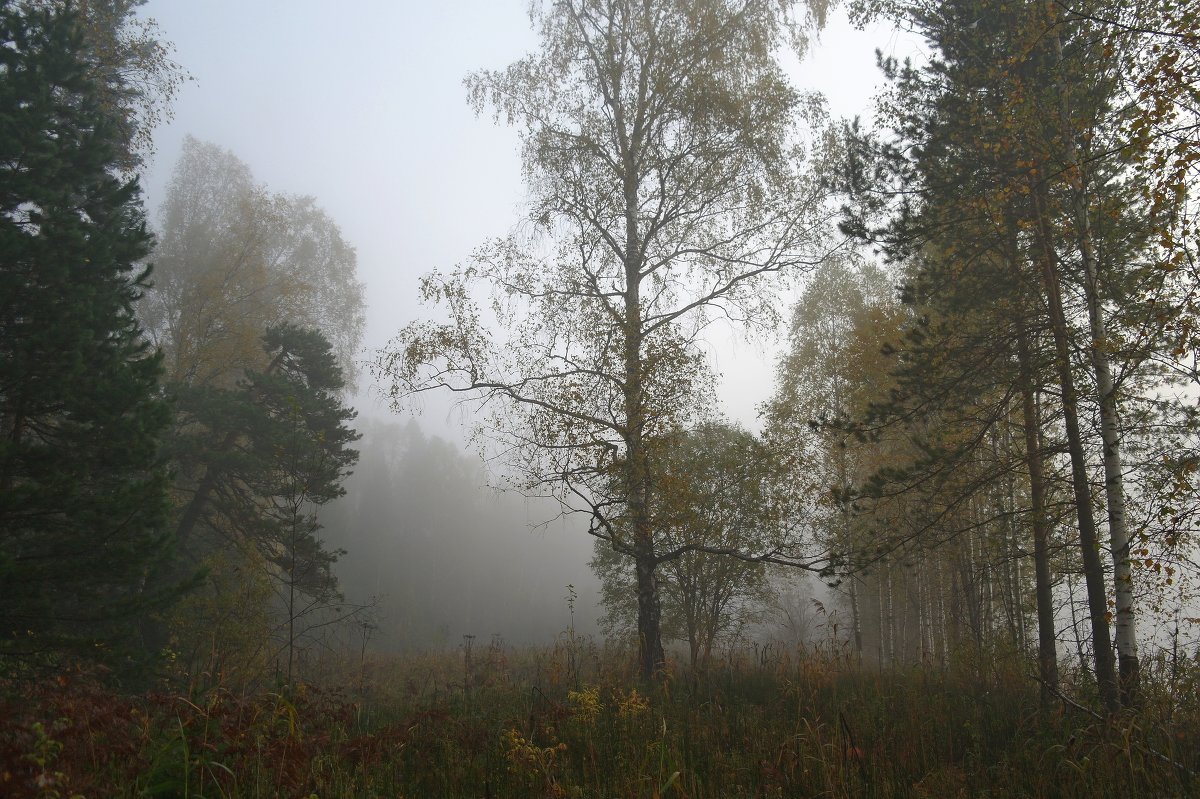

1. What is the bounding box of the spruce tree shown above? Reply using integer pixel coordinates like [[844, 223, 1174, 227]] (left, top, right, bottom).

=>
[[0, 0, 171, 670]]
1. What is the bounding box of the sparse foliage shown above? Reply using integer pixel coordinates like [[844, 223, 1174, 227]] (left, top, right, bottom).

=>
[[591, 423, 782, 668], [374, 0, 838, 679], [22, 0, 189, 170]]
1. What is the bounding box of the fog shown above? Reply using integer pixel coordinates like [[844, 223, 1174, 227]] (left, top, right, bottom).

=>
[[9, 2, 1196, 792], [319, 416, 602, 650], [133, 1, 919, 653]]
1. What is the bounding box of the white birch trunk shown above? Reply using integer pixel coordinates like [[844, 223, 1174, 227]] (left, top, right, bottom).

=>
[[1050, 26, 1139, 706]]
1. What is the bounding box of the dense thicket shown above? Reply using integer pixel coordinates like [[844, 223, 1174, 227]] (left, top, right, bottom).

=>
[[789, 0, 1200, 713], [0, 3, 366, 683]]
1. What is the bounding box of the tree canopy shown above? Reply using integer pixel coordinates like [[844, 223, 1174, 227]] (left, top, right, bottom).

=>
[[143, 136, 365, 387], [0, 0, 171, 672], [375, 0, 838, 678]]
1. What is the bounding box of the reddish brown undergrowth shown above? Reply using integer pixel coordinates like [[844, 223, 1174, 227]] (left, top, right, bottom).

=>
[[0, 670, 361, 798]]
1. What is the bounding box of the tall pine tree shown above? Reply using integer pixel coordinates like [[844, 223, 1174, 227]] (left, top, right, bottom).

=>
[[162, 325, 359, 682]]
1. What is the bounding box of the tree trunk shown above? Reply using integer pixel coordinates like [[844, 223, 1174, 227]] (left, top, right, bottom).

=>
[[1007, 209, 1060, 705], [836, 441, 863, 661], [876, 574, 886, 668], [921, 554, 931, 657], [1003, 426, 1026, 654], [849, 577, 863, 662], [1050, 28, 1140, 706], [1067, 571, 1090, 675], [634, 547, 665, 679], [1030, 179, 1120, 713], [885, 567, 896, 666], [623, 148, 664, 681], [1017, 328, 1060, 705], [936, 574, 946, 667], [287, 541, 296, 686]]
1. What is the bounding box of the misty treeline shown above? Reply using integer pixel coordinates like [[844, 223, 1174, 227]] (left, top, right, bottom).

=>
[[320, 418, 602, 653], [373, 0, 1200, 715], [2, 0, 1199, 733]]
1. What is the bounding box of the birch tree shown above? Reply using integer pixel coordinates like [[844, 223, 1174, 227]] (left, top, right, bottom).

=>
[[142, 137, 365, 387], [763, 256, 898, 660], [374, 0, 836, 679]]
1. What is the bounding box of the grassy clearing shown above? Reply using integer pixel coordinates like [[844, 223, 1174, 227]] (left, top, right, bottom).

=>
[[2, 641, 1196, 797]]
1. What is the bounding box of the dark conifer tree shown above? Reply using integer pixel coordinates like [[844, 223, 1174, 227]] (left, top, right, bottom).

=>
[[163, 325, 359, 679], [0, 0, 171, 670]]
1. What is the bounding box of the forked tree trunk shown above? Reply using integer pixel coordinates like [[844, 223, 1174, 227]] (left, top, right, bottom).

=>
[[1050, 27, 1140, 706], [1030, 180, 1120, 713]]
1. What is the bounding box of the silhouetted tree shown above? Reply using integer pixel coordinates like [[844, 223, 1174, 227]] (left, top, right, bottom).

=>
[[0, 0, 171, 672]]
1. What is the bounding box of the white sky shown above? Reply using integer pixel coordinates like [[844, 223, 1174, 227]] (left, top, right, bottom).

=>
[[138, 0, 927, 435]]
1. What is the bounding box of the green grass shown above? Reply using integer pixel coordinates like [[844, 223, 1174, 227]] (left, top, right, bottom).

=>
[[1, 642, 1195, 797]]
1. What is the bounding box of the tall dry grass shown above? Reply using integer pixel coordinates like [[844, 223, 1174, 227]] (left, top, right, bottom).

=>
[[1, 637, 1195, 797]]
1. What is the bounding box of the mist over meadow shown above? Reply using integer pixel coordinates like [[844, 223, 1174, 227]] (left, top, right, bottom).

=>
[[2, 0, 1199, 796], [321, 417, 603, 651]]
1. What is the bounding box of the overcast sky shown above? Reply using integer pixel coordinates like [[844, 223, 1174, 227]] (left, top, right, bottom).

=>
[[138, 0, 926, 434]]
